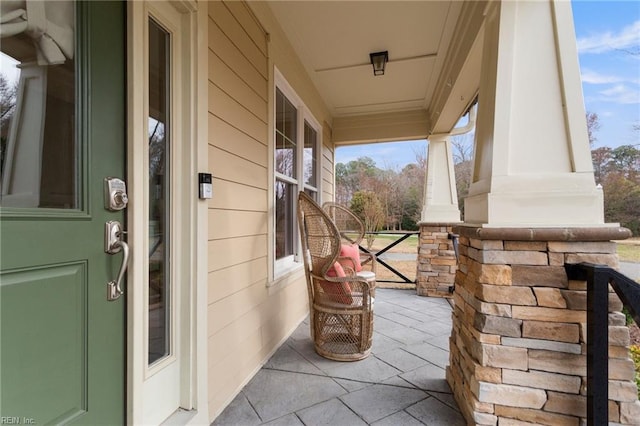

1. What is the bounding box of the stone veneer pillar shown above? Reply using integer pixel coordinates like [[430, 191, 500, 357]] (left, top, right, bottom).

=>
[[446, 226, 640, 425], [417, 223, 457, 298]]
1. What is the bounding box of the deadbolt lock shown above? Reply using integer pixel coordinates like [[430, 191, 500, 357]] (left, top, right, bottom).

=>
[[104, 177, 129, 211]]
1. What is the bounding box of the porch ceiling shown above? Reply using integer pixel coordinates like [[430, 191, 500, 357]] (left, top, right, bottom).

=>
[[266, 1, 475, 142]]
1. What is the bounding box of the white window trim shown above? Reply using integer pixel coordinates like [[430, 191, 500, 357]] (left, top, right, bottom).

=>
[[270, 67, 322, 284], [126, 1, 208, 424]]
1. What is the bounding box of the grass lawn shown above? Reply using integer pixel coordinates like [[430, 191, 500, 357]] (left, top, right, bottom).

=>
[[617, 238, 640, 263], [367, 233, 419, 251]]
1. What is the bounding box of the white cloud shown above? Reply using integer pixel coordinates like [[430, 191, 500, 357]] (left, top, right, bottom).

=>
[[597, 84, 640, 104], [580, 68, 625, 84], [577, 20, 640, 54]]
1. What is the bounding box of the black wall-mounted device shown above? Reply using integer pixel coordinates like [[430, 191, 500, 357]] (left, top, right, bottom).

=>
[[198, 173, 213, 199]]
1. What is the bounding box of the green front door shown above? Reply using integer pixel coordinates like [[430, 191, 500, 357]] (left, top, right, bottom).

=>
[[0, 2, 126, 424]]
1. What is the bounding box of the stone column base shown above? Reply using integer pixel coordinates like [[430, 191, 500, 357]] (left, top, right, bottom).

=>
[[416, 223, 459, 298], [446, 226, 640, 425]]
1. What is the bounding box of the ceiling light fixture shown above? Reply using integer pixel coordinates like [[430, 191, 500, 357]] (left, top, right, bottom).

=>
[[369, 51, 388, 76]]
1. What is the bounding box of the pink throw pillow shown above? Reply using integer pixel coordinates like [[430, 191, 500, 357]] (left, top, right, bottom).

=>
[[320, 262, 353, 304], [339, 243, 362, 272]]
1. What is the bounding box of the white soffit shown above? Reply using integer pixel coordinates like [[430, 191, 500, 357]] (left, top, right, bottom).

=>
[[267, 1, 457, 118]]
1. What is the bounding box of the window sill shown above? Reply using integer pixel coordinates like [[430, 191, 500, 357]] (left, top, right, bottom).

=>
[[268, 262, 305, 294]]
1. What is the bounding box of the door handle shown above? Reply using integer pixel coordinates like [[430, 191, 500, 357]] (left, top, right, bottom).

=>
[[105, 221, 129, 301]]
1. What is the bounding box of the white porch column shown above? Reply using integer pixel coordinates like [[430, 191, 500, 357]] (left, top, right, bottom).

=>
[[416, 134, 461, 298], [421, 134, 461, 223], [465, 0, 605, 227]]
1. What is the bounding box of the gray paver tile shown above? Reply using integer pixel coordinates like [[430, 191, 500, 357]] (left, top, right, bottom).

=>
[[289, 321, 311, 341], [371, 331, 405, 354], [334, 378, 373, 392], [371, 410, 425, 426], [424, 319, 455, 337], [371, 301, 401, 315], [381, 375, 417, 389], [243, 370, 345, 422], [373, 316, 406, 334], [388, 309, 437, 324], [261, 414, 305, 426], [288, 339, 345, 371], [376, 289, 413, 301], [406, 396, 466, 425], [211, 392, 261, 426], [427, 391, 460, 412], [377, 311, 422, 327], [340, 384, 428, 423], [404, 342, 450, 368], [322, 354, 401, 383], [376, 325, 429, 345], [400, 363, 451, 393], [265, 344, 326, 375], [375, 348, 428, 372], [297, 398, 368, 426], [213, 289, 462, 426], [424, 334, 451, 351]]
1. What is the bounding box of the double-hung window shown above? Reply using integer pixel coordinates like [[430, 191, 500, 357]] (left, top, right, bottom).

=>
[[274, 74, 320, 277]]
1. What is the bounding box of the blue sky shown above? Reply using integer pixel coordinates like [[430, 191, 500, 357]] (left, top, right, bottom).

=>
[[337, 1, 640, 168]]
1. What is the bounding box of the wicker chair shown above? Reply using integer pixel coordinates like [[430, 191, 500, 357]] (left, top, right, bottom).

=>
[[322, 202, 377, 272], [297, 192, 374, 361]]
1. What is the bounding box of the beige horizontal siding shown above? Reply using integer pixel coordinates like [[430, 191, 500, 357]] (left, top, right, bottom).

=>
[[208, 210, 267, 240], [209, 115, 266, 166], [208, 280, 268, 336], [208, 258, 267, 304], [208, 1, 267, 78], [206, 1, 335, 421], [208, 16, 267, 100], [209, 52, 267, 117], [208, 179, 266, 211], [322, 178, 333, 195], [208, 146, 266, 189], [207, 235, 267, 272], [223, 1, 268, 54], [209, 84, 266, 142]]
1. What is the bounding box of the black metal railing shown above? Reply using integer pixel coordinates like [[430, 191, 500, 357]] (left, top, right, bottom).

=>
[[564, 263, 640, 425], [358, 231, 419, 284]]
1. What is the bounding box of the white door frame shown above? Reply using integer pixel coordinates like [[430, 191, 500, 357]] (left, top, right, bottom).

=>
[[126, 1, 209, 424]]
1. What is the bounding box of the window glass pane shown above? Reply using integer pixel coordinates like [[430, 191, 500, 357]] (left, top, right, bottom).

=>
[[0, 3, 77, 208], [275, 179, 295, 260], [284, 95, 297, 140], [304, 187, 317, 201], [275, 132, 295, 177], [275, 89, 284, 135], [148, 18, 171, 366], [303, 121, 317, 187], [275, 88, 296, 178]]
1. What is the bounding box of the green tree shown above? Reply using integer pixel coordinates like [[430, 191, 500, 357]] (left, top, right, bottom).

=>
[[603, 173, 640, 235], [610, 145, 640, 181], [350, 190, 385, 249], [592, 144, 640, 236], [335, 156, 380, 204]]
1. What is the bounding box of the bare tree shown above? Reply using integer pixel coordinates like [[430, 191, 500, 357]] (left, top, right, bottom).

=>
[[586, 111, 600, 146], [350, 190, 385, 249], [450, 133, 474, 164], [0, 75, 17, 176]]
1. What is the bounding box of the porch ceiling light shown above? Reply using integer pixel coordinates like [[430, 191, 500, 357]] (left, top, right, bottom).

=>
[[369, 51, 388, 76]]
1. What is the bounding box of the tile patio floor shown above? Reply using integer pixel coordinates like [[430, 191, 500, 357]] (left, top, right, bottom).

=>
[[212, 289, 465, 426]]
